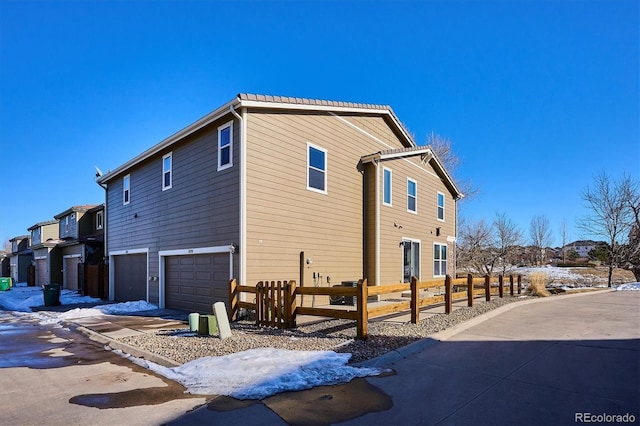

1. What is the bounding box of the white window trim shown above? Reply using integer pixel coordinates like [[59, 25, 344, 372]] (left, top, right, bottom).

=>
[[123, 174, 130, 205], [407, 177, 417, 214], [383, 167, 392, 207], [433, 242, 448, 278], [217, 121, 233, 171], [437, 191, 445, 222], [306, 142, 328, 195], [162, 152, 172, 191], [96, 211, 104, 230]]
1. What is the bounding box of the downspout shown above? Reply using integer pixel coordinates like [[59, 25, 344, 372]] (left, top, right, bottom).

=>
[[229, 104, 246, 288], [95, 178, 109, 299], [375, 159, 380, 287]]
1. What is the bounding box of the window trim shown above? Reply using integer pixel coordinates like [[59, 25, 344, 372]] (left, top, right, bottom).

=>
[[407, 178, 417, 214], [217, 121, 233, 171], [437, 191, 445, 221], [383, 167, 392, 206], [433, 242, 448, 277], [123, 174, 130, 205], [306, 142, 328, 195], [96, 211, 104, 230], [162, 152, 172, 191]]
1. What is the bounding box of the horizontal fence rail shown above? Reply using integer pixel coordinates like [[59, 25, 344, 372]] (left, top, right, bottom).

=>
[[228, 274, 522, 340]]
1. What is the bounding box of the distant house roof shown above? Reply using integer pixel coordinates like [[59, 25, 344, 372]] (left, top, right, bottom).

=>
[[27, 220, 58, 231], [98, 93, 418, 185], [54, 205, 100, 220]]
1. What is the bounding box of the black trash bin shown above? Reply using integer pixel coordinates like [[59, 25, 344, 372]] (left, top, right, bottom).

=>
[[43, 284, 61, 307]]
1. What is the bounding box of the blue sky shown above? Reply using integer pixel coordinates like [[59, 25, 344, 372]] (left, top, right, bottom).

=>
[[1, 0, 638, 248]]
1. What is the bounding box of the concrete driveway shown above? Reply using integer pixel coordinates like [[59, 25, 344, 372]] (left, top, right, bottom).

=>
[[170, 290, 639, 425]]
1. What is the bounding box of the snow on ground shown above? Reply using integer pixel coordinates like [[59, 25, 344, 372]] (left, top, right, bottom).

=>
[[616, 282, 640, 291], [512, 265, 585, 282], [0, 282, 383, 399]]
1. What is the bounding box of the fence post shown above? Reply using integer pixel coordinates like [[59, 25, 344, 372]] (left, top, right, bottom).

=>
[[356, 278, 368, 340], [467, 274, 473, 307], [485, 274, 491, 302], [445, 275, 453, 314], [284, 280, 297, 328], [410, 276, 419, 323], [499, 274, 504, 298], [509, 275, 514, 296], [228, 279, 238, 321], [256, 282, 264, 326], [517, 275, 522, 294]]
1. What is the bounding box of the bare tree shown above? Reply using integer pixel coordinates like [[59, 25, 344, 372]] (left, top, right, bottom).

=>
[[457, 218, 492, 274], [529, 214, 552, 265], [427, 132, 479, 200], [560, 219, 568, 263], [493, 212, 524, 275], [578, 172, 636, 287], [620, 176, 640, 281]]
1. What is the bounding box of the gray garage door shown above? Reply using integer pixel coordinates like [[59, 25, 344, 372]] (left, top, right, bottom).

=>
[[113, 254, 147, 302], [35, 259, 47, 286], [63, 257, 80, 290], [165, 254, 229, 313]]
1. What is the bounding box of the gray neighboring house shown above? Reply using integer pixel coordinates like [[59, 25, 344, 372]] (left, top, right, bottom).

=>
[[53, 205, 101, 291], [8, 235, 32, 284], [28, 220, 61, 287]]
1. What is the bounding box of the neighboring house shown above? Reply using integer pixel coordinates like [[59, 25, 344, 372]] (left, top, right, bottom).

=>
[[28, 220, 61, 286], [97, 94, 463, 313], [1, 251, 9, 277], [53, 205, 101, 291], [563, 240, 600, 260], [8, 236, 32, 283]]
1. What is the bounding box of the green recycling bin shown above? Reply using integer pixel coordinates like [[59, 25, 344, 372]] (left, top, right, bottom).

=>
[[43, 284, 61, 307], [0, 277, 11, 291]]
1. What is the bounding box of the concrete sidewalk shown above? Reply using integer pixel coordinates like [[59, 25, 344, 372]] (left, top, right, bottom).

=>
[[169, 290, 639, 425]]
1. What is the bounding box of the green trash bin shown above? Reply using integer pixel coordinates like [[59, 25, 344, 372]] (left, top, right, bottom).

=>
[[43, 284, 61, 307], [0, 277, 11, 291]]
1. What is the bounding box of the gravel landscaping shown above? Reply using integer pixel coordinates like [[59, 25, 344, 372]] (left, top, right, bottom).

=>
[[117, 296, 521, 365]]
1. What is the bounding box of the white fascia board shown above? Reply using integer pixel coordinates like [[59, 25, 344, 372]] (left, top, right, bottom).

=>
[[158, 246, 233, 257], [98, 98, 239, 184]]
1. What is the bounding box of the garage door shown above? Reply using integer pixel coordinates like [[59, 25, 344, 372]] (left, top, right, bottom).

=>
[[113, 254, 147, 302], [165, 254, 229, 313], [36, 259, 47, 286], [63, 257, 80, 290]]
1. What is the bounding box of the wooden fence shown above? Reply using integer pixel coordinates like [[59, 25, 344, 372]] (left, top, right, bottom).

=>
[[228, 274, 522, 340]]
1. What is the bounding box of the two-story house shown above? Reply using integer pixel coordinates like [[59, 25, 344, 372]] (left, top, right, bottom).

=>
[[97, 94, 462, 313], [27, 221, 61, 286], [53, 205, 101, 291], [8, 235, 32, 284]]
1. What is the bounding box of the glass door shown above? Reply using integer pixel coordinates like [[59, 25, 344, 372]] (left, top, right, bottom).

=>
[[403, 240, 420, 282]]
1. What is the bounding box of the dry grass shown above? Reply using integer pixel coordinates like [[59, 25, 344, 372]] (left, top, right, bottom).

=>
[[526, 272, 551, 297], [570, 267, 636, 285]]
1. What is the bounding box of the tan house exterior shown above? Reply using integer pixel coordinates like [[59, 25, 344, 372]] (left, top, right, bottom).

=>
[[98, 94, 462, 313]]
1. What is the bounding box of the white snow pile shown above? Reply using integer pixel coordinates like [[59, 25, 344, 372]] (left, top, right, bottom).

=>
[[616, 282, 640, 291], [120, 347, 384, 400]]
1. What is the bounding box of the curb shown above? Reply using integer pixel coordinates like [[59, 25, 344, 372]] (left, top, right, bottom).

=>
[[357, 288, 614, 368]]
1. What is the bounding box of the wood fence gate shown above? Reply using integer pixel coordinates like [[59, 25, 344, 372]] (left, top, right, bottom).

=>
[[255, 280, 296, 329]]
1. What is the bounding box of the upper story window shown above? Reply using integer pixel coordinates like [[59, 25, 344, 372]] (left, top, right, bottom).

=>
[[407, 178, 417, 213], [96, 211, 104, 230], [163, 153, 172, 190], [383, 167, 392, 206], [437, 192, 445, 221], [218, 122, 233, 171], [31, 228, 41, 245], [65, 216, 70, 233], [307, 143, 327, 194], [123, 174, 130, 205]]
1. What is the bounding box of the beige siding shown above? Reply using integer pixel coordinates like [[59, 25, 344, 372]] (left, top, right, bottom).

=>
[[244, 110, 459, 289], [244, 111, 403, 288]]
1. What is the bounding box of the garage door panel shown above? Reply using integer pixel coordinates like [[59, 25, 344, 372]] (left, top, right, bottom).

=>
[[114, 254, 147, 302], [165, 253, 228, 313]]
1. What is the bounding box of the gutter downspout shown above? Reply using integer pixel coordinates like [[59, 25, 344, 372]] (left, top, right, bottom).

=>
[[375, 159, 380, 287], [229, 104, 246, 290], [95, 178, 109, 300]]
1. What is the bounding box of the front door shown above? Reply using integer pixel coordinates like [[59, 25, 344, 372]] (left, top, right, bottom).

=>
[[403, 240, 420, 282]]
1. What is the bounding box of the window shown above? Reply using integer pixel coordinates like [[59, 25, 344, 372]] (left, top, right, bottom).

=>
[[163, 153, 172, 190], [123, 174, 130, 205], [218, 122, 233, 171], [383, 167, 392, 206], [434, 243, 448, 277], [65, 216, 70, 233], [437, 192, 445, 221], [407, 178, 417, 213], [307, 143, 327, 194], [96, 211, 103, 230]]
